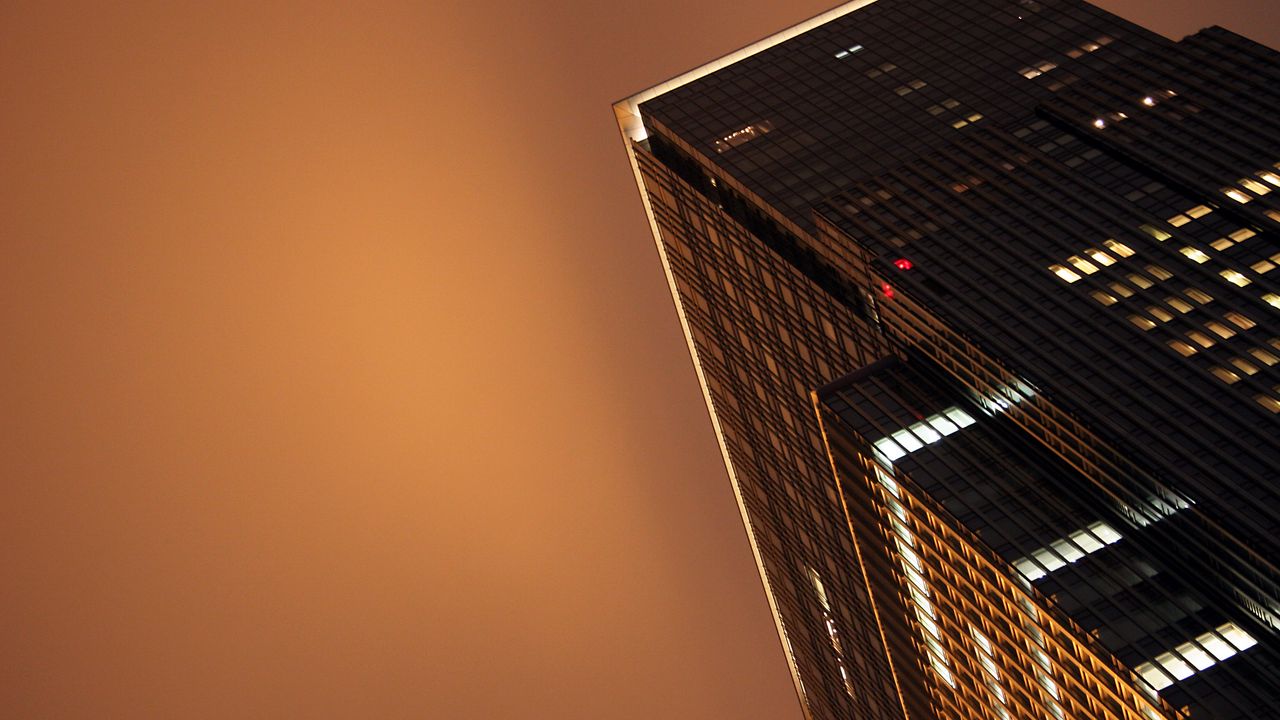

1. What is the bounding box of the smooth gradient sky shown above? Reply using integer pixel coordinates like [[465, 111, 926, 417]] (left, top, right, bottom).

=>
[[2, 1, 1275, 718]]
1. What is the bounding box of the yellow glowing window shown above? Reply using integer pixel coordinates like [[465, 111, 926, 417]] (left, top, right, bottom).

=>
[[1260, 171, 1280, 187], [1084, 249, 1115, 266], [1103, 239, 1135, 257], [1082, 41, 1101, 52], [909, 79, 927, 90], [1240, 178, 1271, 195], [1185, 205, 1213, 218], [1229, 228, 1256, 241], [951, 119, 969, 129], [1230, 358, 1259, 375], [1211, 238, 1235, 251], [1264, 293, 1280, 310], [1251, 260, 1275, 274], [895, 85, 914, 96], [1049, 264, 1081, 282], [1225, 312, 1255, 329], [1067, 255, 1100, 274], [1020, 67, 1042, 79], [942, 98, 959, 109], [1110, 282, 1135, 297], [1139, 224, 1171, 241], [927, 104, 945, 115], [967, 113, 983, 122], [1148, 306, 1174, 322], [1186, 288, 1213, 304], [1091, 291, 1118, 306], [1268, 209, 1280, 223], [1128, 274, 1154, 289], [1167, 297, 1193, 313], [1250, 348, 1279, 365], [1211, 367, 1241, 384], [1168, 214, 1192, 227], [1180, 247, 1210, 263], [1146, 265, 1172, 280], [1129, 315, 1156, 330], [1256, 395, 1280, 413], [880, 63, 897, 72], [1066, 48, 1084, 59], [1206, 321, 1235, 339], [1223, 187, 1252, 203], [1037, 61, 1057, 72], [1220, 269, 1251, 286], [1187, 331, 1216, 348], [1168, 340, 1198, 356]]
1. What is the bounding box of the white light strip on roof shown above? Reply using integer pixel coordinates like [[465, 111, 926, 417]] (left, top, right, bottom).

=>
[[1136, 622, 1257, 691], [612, 0, 881, 142], [1013, 521, 1122, 582], [872, 406, 976, 462]]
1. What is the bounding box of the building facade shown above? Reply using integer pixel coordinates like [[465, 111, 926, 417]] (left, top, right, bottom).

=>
[[614, 1, 1280, 718]]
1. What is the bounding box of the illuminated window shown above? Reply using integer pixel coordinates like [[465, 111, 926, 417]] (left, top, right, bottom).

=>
[[927, 104, 945, 115], [879, 62, 897, 72], [1211, 238, 1235, 251], [1091, 291, 1118, 306], [1084, 249, 1115, 266], [951, 118, 970, 129], [1224, 312, 1255, 329], [1168, 214, 1192, 227], [1168, 340, 1198, 357], [1258, 395, 1280, 413], [1049, 264, 1082, 283], [1166, 297, 1193, 313], [1230, 358, 1259, 375], [873, 407, 977, 461], [1037, 61, 1057, 72], [967, 112, 983, 122], [1229, 228, 1256, 241], [1148, 306, 1173, 322], [1128, 274, 1154, 289], [1067, 255, 1099, 274], [834, 44, 864, 58], [1222, 187, 1252, 203], [1264, 293, 1280, 310], [1259, 171, 1280, 187], [1239, 178, 1271, 195], [1020, 67, 1042, 79], [1129, 315, 1156, 330], [1210, 366, 1241, 384], [1081, 41, 1100, 52], [1185, 205, 1213, 218], [1205, 321, 1235, 339], [1250, 348, 1279, 365], [713, 121, 776, 153], [1136, 623, 1257, 691], [1253, 259, 1276, 274], [1013, 521, 1122, 581], [1220, 269, 1251, 287], [942, 98, 960, 109], [1187, 331, 1215, 348], [1185, 288, 1213, 304], [1146, 265, 1172, 280], [1180, 247, 1210, 263], [1103, 239, 1135, 257], [1110, 282, 1135, 297], [1139, 224, 1171, 241]]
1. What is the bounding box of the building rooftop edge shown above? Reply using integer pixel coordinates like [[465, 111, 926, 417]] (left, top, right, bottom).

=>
[[611, 0, 880, 142]]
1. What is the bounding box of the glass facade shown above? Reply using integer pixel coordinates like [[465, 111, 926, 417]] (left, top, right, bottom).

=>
[[614, 1, 1280, 717]]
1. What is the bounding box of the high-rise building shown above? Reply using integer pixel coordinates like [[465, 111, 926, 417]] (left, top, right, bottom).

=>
[[613, 1, 1280, 718]]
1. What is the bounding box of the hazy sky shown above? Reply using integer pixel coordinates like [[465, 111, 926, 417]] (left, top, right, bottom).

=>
[[2, 2, 1275, 718]]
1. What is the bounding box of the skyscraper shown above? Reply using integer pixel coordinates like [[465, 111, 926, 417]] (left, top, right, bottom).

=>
[[614, 1, 1280, 718]]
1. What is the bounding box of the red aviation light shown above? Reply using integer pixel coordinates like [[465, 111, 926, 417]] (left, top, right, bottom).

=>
[[893, 257, 913, 271], [880, 281, 895, 299]]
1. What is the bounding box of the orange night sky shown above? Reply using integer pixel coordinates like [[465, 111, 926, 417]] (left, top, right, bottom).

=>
[[1, 2, 1275, 718]]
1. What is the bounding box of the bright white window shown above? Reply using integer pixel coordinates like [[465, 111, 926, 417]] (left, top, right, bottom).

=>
[[1136, 623, 1257, 691]]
